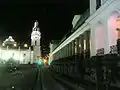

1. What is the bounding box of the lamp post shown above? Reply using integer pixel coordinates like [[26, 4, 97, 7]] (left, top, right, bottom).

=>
[[24, 44, 28, 48], [14, 43, 17, 47]]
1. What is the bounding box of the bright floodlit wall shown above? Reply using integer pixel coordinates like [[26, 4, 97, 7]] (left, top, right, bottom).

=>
[[50, 0, 120, 61], [0, 48, 33, 64]]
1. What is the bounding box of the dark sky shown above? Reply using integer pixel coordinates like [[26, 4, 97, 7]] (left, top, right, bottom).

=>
[[0, 1, 89, 55]]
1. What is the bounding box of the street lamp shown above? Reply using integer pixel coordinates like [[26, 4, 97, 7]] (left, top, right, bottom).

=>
[[24, 44, 28, 48], [14, 43, 17, 47]]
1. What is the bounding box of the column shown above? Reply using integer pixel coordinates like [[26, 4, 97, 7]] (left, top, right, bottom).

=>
[[59, 49, 61, 59], [65, 46, 67, 57], [81, 35, 84, 54], [103, 17, 110, 54], [86, 31, 90, 51], [71, 41, 73, 56], [63, 47, 65, 58], [56, 52, 58, 60], [83, 32, 87, 58], [66, 44, 68, 57], [58, 51, 60, 59], [90, 25, 97, 56], [76, 37, 80, 55], [69, 43, 71, 57], [75, 38, 77, 54], [60, 49, 62, 59], [84, 30, 90, 58], [58, 51, 59, 59], [62, 48, 64, 58], [79, 36, 82, 54], [72, 40, 75, 56], [70, 42, 72, 56], [84, 32, 87, 52], [65, 46, 67, 58], [90, 0, 97, 15], [69, 42, 71, 56], [68, 43, 70, 57], [67, 44, 69, 57], [68, 44, 69, 57]]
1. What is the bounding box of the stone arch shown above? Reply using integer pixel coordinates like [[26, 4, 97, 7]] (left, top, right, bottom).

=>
[[95, 21, 104, 51]]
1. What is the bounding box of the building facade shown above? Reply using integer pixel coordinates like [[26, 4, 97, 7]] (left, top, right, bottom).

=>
[[0, 36, 33, 64], [49, 0, 120, 61], [0, 48, 33, 64]]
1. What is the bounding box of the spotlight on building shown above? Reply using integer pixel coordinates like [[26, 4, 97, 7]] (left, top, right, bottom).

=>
[[24, 44, 28, 48], [14, 43, 17, 47]]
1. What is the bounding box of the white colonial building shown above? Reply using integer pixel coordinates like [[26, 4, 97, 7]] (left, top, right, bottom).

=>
[[49, 0, 120, 61], [0, 36, 33, 64]]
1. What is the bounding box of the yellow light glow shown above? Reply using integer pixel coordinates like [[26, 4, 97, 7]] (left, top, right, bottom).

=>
[[43, 59, 47, 63], [14, 43, 17, 47], [24, 44, 28, 48]]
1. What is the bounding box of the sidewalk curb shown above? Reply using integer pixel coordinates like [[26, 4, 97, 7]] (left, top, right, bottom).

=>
[[53, 75, 86, 90], [49, 70, 87, 90]]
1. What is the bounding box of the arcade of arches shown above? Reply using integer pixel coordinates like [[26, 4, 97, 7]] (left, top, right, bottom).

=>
[[52, 30, 91, 60], [107, 11, 120, 53], [52, 11, 120, 60], [94, 11, 120, 55]]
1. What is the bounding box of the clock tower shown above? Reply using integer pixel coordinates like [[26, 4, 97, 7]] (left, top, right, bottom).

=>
[[31, 20, 41, 63]]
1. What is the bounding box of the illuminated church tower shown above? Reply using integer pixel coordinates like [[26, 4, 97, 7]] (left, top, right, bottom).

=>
[[31, 20, 41, 63]]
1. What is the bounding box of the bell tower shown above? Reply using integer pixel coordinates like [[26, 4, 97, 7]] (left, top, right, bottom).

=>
[[31, 20, 41, 63]]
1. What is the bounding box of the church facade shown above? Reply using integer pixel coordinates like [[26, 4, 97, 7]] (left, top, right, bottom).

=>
[[0, 36, 33, 64], [0, 21, 42, 64]]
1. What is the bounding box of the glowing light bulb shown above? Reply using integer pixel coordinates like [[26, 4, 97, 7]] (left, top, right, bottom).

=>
[[14, 43, 17, 47], [24, 44, 28, 48]]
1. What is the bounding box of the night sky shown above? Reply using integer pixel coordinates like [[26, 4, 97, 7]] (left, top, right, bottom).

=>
[[0, 1, 89, 55]]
